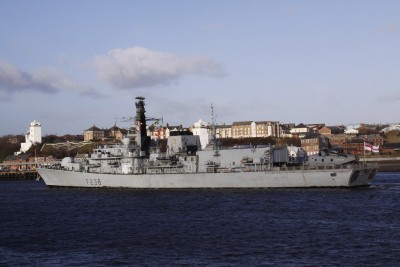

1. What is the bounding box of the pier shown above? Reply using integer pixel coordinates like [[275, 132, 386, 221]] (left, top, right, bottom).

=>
[[364, 157, 400, 172], [0, 171, 39, 180], [0, 160, 60, 181]]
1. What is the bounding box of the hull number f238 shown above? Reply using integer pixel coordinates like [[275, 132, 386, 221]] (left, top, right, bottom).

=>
[[86, 178, 101, 186]]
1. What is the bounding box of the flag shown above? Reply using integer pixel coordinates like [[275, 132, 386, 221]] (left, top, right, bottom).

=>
[[364, 142, 379, 153], [136, 120, 141, 132]]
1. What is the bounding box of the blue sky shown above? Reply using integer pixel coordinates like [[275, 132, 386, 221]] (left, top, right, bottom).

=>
[[1, 1, 399, 136]]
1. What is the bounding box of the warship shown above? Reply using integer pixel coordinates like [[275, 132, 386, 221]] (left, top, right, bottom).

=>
[[36, 97, 377, 188]]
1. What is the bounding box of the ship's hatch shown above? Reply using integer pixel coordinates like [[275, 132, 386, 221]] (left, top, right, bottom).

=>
[[350, 171, 360, 184]]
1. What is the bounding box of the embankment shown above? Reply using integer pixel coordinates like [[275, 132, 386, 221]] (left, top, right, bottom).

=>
[[0, 171, 39, 181], [365, 157, 400, 172]]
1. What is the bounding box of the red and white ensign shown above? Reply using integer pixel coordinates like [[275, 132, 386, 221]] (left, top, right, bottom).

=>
[[364, 142, 379, 153]]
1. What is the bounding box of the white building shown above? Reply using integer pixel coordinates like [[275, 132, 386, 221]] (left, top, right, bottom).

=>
[[345, 128, 359, 135], [289, 123, 309, 138], [191, 119, 209, 150], [20, 120, 42, 153], [381, 124, 400, 133]]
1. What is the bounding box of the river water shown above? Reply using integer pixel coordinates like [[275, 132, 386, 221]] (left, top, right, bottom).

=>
[[1, 172, 399, 266]]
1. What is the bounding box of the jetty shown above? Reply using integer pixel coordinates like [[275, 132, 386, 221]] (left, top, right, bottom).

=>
[[0, 161, 60, 181], [0, 171, 39, 180], [364, 157, 400, 172]]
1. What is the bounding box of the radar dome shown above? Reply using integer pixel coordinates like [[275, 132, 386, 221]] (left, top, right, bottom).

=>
[[61, 157, 74, 164], [122, 138, 131, 145]]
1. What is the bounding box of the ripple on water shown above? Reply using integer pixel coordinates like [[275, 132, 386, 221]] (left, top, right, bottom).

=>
[[0, 174, 400, 266]]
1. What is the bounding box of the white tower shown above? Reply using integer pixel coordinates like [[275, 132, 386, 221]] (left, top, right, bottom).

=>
[[20, 120, 42, 153], [192, 119, 209, 150]]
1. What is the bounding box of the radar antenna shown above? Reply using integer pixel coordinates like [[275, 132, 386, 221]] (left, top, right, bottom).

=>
[[211, 104, 220, 156]]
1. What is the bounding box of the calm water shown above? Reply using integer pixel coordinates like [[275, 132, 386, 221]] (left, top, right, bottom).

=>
[[1, 173, 400, 266]]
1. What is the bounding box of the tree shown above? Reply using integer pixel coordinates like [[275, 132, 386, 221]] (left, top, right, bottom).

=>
[[384, 131, 400, 143], [0, 135, 23, 162], [358, 127, 379, 135]]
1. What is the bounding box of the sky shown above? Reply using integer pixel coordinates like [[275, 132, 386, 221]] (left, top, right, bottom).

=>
[[0, 0, 399, 136]]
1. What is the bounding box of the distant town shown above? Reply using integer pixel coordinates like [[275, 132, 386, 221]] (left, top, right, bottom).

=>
[[1, 119, 400, 171]]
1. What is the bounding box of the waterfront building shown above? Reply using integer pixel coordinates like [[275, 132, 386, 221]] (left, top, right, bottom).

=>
[[165, 125, 184, 139], [380, 143, 400, 155], [280, 124, 294, 138], [149, 125, 167, 140], [301, 134, 329, 155], [358, 134, 384, 147], [319, 126, 345, 136], [289, 123, 309, 138], [214, 124, 232, 139], [20, 120, 42, 153], [148, 124, 183, 141], [344, 128, 359, 135], [107, 125, 127, 141], [344, 138, 365, 155], [307, 124, 325, 134], [231, 121, 281, 139], [254, 121, 281, 138], [84, 125, 105, 141], [3, 154, 31, 170], [232, 121, 253, 138], [328, 134, 348, 147]]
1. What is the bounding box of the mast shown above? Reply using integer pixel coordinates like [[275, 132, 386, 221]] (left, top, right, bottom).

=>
[[135, 97, 151, 157], [211, 104, 220, 156]]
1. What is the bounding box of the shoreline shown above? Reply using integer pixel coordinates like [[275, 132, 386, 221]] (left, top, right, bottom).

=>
[[363, 157, 400, 172], [0, 171, 39, 181]]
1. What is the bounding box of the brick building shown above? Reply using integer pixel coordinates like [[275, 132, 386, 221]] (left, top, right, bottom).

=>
[[301, 134, 329, 155]]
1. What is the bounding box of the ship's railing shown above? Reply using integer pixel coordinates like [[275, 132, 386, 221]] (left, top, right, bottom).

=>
[[215, 162, 378, 173], [280, 163, 376, 172], [146, 165, 184, 174], [36, 163, 63, 169], [37, 161, 377, 175]]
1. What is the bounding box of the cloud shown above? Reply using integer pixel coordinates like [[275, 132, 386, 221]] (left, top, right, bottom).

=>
[[94, 46, 224, 89], [0, 60, 100, 98]]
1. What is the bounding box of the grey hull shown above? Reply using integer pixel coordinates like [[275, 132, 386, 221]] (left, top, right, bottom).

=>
[[37, 166, 376, 188]]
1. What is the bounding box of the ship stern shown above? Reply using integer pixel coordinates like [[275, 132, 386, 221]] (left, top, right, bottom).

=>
[[348, 165, 377, 187]]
